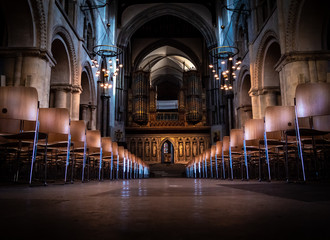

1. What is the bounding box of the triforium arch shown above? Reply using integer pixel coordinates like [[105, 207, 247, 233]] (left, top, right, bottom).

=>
[[133, 39, 202, 72], [285, 0, 330, 53], [253, 30, 281, 118], [255, 30, 280, 89], [49, 35, 72, 110], [52, 25, 79, 86], [117, 4, 217, 48], [29, 0, 47, 49], [236, 65, 252, 128], [81, 61, 96, 105], [80, 61, 96, 129]]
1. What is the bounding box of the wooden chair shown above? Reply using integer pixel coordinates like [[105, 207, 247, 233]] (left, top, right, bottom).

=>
[[202, 151, 207, 178], [136, 157, 141, 178], [193, 156, 198, 178], [123, 149, 128, 179], [0, 86, 40, 183], [243, 119, 265, 180], [69, 120, 87, 182], [210, 145, 216, 179], [205, 149, 211, 178], [295, 82, 330, 180], [85, 130, 102, 181], [101, 137, 112, 180], [197, 154, 202, 178], [215, 141, 223, 179], [112, 142, 118, 180], [229, 129, 245, 180], [118, 146, 125, 179], [127, 151, 132, 179], [222, 136, 230, 179], [264, 106, 297, 182], [35, 108, 71, 184]]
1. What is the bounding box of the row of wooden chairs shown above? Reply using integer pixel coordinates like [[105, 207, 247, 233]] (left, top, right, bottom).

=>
[[0, 86, 149, 184], [186, 82, 330, 182]]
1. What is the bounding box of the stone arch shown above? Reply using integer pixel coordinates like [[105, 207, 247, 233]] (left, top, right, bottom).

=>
[[160, 138, 175, 164], [117, 4, 217, 48], [133, 39, 201, 72], [233, 4, 249, 56], [236, 68, 252, 128], [254, 30, 279, 88], [30, 0, 47, 49], [262, 40, 281, 88], [286, 0, 330, 52], [82, 0, 97, 54], [160, 138, 175, 163], [1, 1, 35, 47], [236, 65, 251, 106], [80, 61, 96, 130], [49, 36, 72, 109], [52, 25, 79, 85], [81, 61, 96, 105], [159, 138, 175, 150]]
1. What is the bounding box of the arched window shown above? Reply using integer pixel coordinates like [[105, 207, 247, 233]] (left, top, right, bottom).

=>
[[163, 142, 168, 154]]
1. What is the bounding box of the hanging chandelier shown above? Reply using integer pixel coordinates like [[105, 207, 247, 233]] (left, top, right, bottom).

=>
[[91, 24, 123, 89], [209, 46, 241, 91]]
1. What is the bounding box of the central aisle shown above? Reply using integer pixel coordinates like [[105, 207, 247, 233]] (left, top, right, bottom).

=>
[[1, 178, 330, 239]]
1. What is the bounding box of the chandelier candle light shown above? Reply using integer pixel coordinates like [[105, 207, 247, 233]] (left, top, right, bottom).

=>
[[91, 24, 123, 89], [209, 46, 241, 91]]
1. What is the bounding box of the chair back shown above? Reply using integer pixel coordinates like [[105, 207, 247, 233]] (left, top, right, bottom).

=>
[[211, 145, 216, 158], [230, 129, 244, 151], [0, 119, 21, 134], [296, 82, 330, 117], [205, 148, 211, 160], [198, 154, 202, 163], [112, 142, 118, 157], [0, 86, 38, 121], [313, 115, 330, 132], [101, 137, 112, 154], [70, 120, 86, 148], [222, 136, 230, 153], [244, 119, 264, 141], [118, 146, 125, 160], [70, 120, 86, 142], [39, 108, 70, 143], [265, 106, 295, 132], [86, 130, 101, 153], [39, 108, 70, 135], [216, 141, 222, 156]]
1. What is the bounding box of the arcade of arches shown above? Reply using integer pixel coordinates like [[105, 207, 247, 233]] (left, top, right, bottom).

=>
[[0, 0, 329, 166]]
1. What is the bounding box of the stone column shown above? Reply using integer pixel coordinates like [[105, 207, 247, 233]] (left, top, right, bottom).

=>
[[249, 89, 260, 119], [237, 105, 252, 128], [81, 104, 89, 122], [51, 84, 72, 109], [263, 87, 279, 107], [101, 95, 110, 136], [90, 105, 97, 130], [275, 52, 330, 106], [55, 89, 67, 108], [258, 87, 280, 117], [14, 54, 23, 86], [71, 86, 82, 120]]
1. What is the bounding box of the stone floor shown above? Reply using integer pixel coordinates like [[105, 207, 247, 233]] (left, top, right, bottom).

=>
[[1, 178, 330, 240]]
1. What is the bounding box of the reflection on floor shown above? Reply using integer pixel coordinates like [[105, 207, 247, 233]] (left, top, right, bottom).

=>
[[1, 178, 330, 240]]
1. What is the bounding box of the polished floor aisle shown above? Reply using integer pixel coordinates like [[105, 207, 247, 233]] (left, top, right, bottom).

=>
[[1, 178, 330, 240]]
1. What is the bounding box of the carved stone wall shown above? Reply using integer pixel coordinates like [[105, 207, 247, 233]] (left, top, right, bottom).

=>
[[126, 133, 210, 164]]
